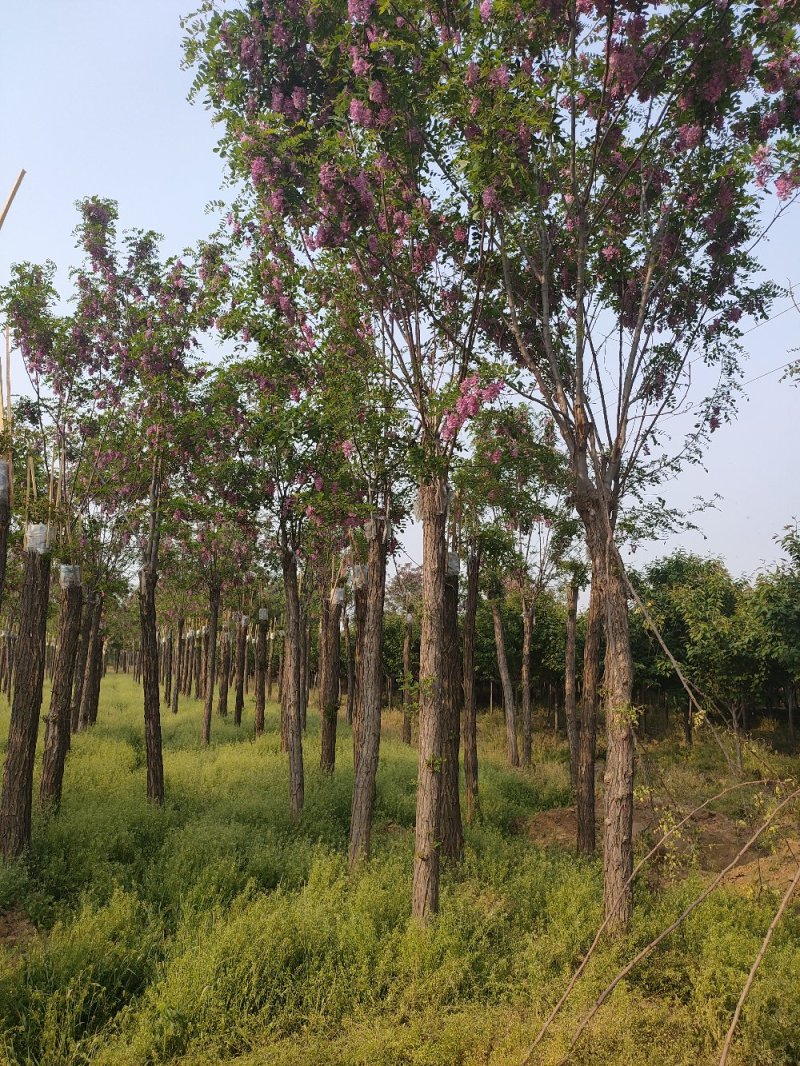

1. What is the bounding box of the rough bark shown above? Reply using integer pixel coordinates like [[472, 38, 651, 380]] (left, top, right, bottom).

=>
[[217, 629, 232, 718], [139, 564, 165, 805], [281, 546, 304, 820], [163, 630, 173, 707], [577, 559, 603, 857], [254, 612, 268, 737], [0, 547, 51, 858], [319, 594, 343, 772], [171, 618, 183, 715], [462, 544, 480, 824], [564, 580, 579, 789], [348, 526, 387, 867], [344, 611, 354, 726], [79, 595, 103, 730], [521, 597, 535, 768], [411, 477, 448, 920], [601, 551, 635, 929], [492, 600, 519, 767], [440, 562, 464, 861], [234, 616, 247, 727], [0, 461, 10, 611], [70, 590, 93, 734], [201, 581, 221, 747], [401, 614, 413, 745], [351, 583, 367, 772]]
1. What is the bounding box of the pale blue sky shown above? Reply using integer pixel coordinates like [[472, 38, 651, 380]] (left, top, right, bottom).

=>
[[2, 1, 798, 579]]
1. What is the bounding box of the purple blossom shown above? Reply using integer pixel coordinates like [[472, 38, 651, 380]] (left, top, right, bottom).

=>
[[348, 0, 374, 23], [349, 98, 372, 126], [479, 0, 493, 21]]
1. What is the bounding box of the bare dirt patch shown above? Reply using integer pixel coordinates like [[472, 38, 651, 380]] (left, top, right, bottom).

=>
[[527, 803, 798, 889], [0, 909, 36, 954]]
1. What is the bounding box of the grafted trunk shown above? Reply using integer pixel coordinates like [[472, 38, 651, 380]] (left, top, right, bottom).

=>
[[0, 543, 51, 858], [217, 629, 232, 718], [348, 524, 387, 867], [281, 547, 304, 820], [234, 615, 247, 727], [254, 610, 268, 737], [440, 558, 463, 862], [462, 544, 480, 824], [491, 600, 519, 767], [411, 477, 448, 920], [521, 598, 534, 767], [401, 613, 413, 745], [578, 564, 602, 857], [601, 549, 634, 929], [171, 618, 184, 715], [79, 594, 104, 730], [201, 581, 221, 747], [319, 592, 343, 772], [564, 580, 579, 789]]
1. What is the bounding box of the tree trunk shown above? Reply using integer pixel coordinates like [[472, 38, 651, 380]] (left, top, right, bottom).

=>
[[193, 628, 203, 701], [0, 543, 51, 858], [521, 597, 534, 768], [319, 593, 343, 772], [462, 544, 480, 825], [139, 564, 165, 805], [217, 629, 232, 718], [0, 461, 10, 612], [411, 477, 448, 920], [401, 613, 413, 745], [70, 589, 93, 734], [440, 558, 464, 862], [254, 611, 268, 737], [344, 611, 354, 726], [88, 628, 105, 726], [601, 550, 634, 929], [788, 685, 796, 745], [234, 615, 247, 727], [163, 629, 173, 707], [171, 618, 184, 715], [282, 546, 304, 820], [578, 560, 603, 857], [202, 580, 221, 747], [351, 583, 367, 772], [348, 524, 387, 867], [79, 594, 104, 730], [564, 580, 579, 788], [492, 600, 519, 767]]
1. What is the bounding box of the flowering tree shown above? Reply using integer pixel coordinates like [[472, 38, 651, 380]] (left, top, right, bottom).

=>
[[65, 198, 208, 805], [184, 2, 508, 914], [421, 0, 800, 926]]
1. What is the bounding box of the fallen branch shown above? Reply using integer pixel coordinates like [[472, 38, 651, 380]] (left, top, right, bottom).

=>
[[718, 855, 800, 1065], [521, 778, 784, 1064], [557, 787, 800, 1064]]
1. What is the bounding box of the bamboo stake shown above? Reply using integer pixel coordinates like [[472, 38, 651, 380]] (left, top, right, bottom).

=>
[[0, 169, 25, 234]]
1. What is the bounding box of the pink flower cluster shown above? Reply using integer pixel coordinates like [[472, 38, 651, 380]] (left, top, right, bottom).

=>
[[440, 375, 504, 441]]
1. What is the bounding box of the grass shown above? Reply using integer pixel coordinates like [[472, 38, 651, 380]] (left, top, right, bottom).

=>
[[0, 674, 798, 1064]]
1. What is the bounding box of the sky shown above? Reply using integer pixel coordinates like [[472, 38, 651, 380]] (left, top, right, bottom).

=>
[[1, 1, 798, 582]]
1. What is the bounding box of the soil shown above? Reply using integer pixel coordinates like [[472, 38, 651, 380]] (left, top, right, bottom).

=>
[[527, 802, 800, 890], [0, 908, 36, 954]]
